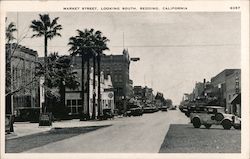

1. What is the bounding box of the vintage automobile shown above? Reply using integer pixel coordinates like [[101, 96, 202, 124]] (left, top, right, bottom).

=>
[[190, 106, 241, 130], [169, 105, 177, 110], [143, 106, 158, 113], [127, 103, 143, 116], [161, 105, 168, 111], [101, 108, 114, 120], [179, 104, 188, 113], [124, 110, 132, 117], [130, 107, 143, 116]]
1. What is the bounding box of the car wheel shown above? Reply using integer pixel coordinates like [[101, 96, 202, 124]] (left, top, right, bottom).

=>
[[211, 116, 215, 120], [222, 119, 232, 130], [192, 117, 201, 128], [233, 125, 241, 130], [215, 113, 224, 121], [204, 124, 212, 129]]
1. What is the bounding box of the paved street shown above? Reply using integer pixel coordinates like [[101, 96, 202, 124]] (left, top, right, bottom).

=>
[[6, 110, 241, 153], [12, 110, 188, 153]]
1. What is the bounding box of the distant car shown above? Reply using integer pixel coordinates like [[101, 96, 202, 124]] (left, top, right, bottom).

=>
[[161, 105, 168, 111], [179, 105, 188, 113], [169, 105, 177, 110], [190, 106, 241, 130], [102, 108, 114, 120], [127, 104, 143, 116], [130, 107, 143, 116], [124, 110, 132, 117], [143, 106, 158, 113]]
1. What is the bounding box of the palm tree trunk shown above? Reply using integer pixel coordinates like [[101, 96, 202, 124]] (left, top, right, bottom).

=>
[[86, 57, 90, 119], [97, 52, 101, 119], [81, 54, 85, 119], [44, 35, 48, 113], [92, 54, 96, 120]]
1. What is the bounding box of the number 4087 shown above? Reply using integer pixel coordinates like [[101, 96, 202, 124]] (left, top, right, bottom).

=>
[[230, 6, 240, 10]]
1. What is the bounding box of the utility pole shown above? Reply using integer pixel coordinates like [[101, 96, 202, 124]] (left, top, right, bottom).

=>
[[123, 32, 125, 48]]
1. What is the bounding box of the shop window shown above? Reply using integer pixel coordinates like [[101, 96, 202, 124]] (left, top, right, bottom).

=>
[[66, 100, 71, 106], [77, 99, 82, 105], [72, 100, 76, 106], [72, 107, 77, 114]]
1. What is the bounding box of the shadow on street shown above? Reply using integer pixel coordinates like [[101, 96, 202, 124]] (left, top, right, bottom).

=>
[[6, 125, 111, 153]]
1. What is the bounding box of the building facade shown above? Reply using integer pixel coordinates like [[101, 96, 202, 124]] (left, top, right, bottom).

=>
[[133, 86, 154, 107], [225, 70, 241, 116], [65, 66, 115, 117], [101, 49, 132, 113], [194, 82, 205, 99], [211, 69, 240, 108], [71, 49, 132, 113], [6, 44, 40, 120]]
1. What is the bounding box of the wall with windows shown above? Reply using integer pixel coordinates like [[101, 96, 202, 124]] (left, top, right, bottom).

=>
[[65, 66, 115, 117], [225, 70, 241, 116], [6, 44, 39, 117]]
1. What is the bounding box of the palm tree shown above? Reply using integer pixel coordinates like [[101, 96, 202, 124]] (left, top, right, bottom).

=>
[[30, 14, 62, 113], [91, 31, 109, 119], [6, 22, 17, 44], [68, 29, 109, 120], [68, 29, 94, 120]]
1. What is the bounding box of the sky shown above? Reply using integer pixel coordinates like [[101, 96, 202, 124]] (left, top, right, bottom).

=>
[[6, 12, 241, 104]]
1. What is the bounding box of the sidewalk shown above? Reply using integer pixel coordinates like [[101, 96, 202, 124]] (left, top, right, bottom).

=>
[[6, 118, 120, 140], [159, 124, 241, 153]]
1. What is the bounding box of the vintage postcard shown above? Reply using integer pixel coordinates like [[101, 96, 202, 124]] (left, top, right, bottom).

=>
[[0, 1, 249, 159]]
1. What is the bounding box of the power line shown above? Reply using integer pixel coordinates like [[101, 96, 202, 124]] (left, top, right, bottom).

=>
[[23, 43, 240, 48]]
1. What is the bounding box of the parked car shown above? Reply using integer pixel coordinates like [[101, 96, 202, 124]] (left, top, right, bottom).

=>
[[130, 107, 143, 116], [143, 106, 158, 113], [102, 108, 114, 120], [190, 106, 241, 130], [124, 110, 132, 117], [127, 103, 143, 116], [161, 105, 168, 111], [179, 104, 188, 113], [169, 105, 177, 110]]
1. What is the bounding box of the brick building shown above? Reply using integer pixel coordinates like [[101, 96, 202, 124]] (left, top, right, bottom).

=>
[[71, 49, 132, 113], [225, 70, 241, 116], [133, 86, 154, 106], [6, 44, 40, 121], [211, 69, 240, 108], [65, 66, 114, 117]]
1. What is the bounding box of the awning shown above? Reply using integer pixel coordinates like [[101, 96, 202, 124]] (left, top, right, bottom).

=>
[[229, 93, 241, 104]]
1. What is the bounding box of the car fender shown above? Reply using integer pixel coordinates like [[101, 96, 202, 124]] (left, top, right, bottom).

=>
[[190, 114, 200, 122], [221, 117, 233, 124]]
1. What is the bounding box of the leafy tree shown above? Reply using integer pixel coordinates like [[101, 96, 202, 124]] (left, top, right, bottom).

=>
[[30, 14, 62, 113], [36, 52, 79, 119], [5, 22, 17, 96], [5, 21, 38, 115]]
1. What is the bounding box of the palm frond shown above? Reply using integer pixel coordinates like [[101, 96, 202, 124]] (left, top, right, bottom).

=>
[[50, 17, 59, 28]]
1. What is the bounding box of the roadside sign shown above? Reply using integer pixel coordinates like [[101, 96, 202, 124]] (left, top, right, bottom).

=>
[[5, 114, 14, 133], [39, 113, 52, 126]]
